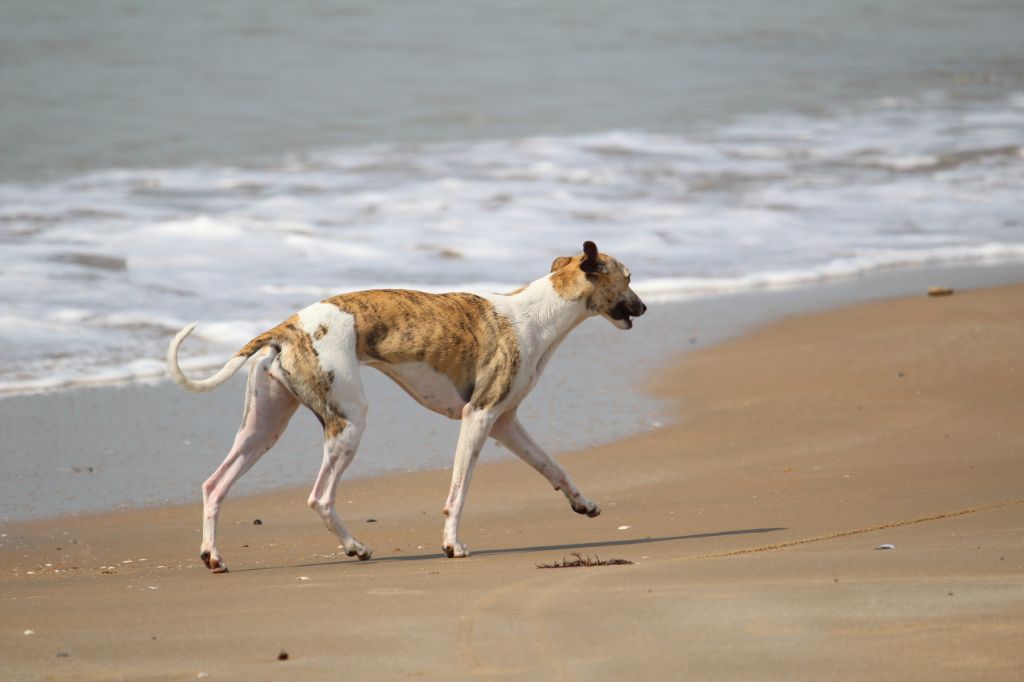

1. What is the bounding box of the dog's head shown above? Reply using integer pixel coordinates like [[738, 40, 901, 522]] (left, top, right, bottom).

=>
[[550, 241, 647, 330]]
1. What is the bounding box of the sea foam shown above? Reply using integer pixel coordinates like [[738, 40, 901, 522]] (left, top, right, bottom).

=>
[[1, 91, 1023, 395]]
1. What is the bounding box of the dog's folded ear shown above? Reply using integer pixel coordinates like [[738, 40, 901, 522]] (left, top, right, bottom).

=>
[[550, 256, 572, 272], [581, 241, 600, 274]]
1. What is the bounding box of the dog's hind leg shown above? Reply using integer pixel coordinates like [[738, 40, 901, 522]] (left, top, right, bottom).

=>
[[441, 405, 499, 558], [200, 350, 299, 573], [304, 370, 373, 560], [490, 411, 601, 518]]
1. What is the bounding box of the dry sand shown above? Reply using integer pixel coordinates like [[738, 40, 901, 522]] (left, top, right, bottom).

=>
[[2, 283, 1022, 681]]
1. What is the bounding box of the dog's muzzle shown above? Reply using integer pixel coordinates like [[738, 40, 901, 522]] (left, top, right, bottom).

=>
[[608, 298, 647, 330]]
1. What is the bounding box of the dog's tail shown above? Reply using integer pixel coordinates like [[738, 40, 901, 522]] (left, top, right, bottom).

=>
[[167, 322, 272, 393]]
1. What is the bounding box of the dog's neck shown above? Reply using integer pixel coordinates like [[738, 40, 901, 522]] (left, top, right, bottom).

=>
[[495, 273, 591, 359]]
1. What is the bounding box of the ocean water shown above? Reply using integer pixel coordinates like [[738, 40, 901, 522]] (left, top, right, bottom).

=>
[[1, 0, 1023, 395]]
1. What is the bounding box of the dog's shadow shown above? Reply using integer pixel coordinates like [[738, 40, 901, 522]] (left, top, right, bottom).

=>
[[234, 527, 785, 572]]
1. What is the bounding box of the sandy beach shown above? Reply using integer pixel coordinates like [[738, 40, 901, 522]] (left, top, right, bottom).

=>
[[2, 281, 1022, 681], [4, 2, 1023, 679]]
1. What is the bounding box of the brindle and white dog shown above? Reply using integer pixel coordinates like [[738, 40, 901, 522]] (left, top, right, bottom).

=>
[[167, 241, 646, 572]]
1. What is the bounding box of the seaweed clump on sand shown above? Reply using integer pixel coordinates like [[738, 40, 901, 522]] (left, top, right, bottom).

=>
[[536, 552, 634, 569]]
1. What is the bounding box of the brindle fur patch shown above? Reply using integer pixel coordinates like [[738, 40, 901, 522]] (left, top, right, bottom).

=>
[[325, 290, 521, 408]]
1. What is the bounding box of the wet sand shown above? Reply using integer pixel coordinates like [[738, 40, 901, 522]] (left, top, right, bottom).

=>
[[2, 282, 1023, 680]]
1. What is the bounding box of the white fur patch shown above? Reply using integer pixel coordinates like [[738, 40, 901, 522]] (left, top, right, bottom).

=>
[[484, 278, 587, 399], [296, 302, 356, 351], [296, 302, 367, 413]]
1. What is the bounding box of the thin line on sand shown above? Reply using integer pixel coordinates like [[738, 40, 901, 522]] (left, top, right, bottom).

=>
[[690, 497, 1024, 560]]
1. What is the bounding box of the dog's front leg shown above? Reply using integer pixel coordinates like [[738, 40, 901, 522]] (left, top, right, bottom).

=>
[[490, 412, 601, 518], [442, 405, 497, 558]]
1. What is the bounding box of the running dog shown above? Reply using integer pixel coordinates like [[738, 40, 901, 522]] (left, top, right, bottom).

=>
[[167, 241, 646, 572]]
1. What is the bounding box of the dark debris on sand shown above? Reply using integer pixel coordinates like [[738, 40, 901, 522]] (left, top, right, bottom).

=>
[[536, 552, 634, 569]]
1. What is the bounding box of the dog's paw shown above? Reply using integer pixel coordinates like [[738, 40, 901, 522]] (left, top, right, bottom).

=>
[[442, 542, 470, 558], [200, 550, 229, 573], [571, 499, 601, 518], [346, 546, 373, 561], [340, 540, 372, 561]]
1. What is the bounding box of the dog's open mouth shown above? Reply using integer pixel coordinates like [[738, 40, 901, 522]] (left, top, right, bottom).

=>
[[607, 302, 634, 329]]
